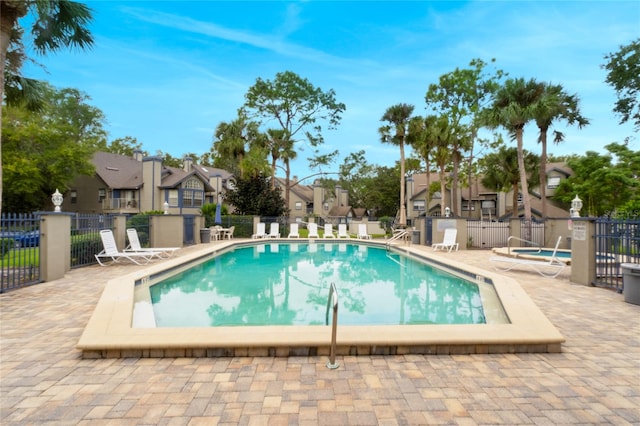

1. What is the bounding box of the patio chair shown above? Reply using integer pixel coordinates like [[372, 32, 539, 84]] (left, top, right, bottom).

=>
[[288, 223, 300, 238], [323, 223, 335, 238], [490, 236, 566, 278], [337, 224, 350, 239], [95, 229, 161, 266], [252, 222, 267, 239], [357, 224, 371, 240], [224, 225, 235, 239], [125, 228, 180, 258], [268, 222, 280, 238], [308, 223, 320, 239], [432, 228, 458, 252], [210, 225, 223, 241]]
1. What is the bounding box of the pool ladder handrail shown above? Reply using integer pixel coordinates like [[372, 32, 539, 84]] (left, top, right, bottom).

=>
[[386, 229, 410, 249], [506, 236, 541, 255], [325, 282, 339, 369]]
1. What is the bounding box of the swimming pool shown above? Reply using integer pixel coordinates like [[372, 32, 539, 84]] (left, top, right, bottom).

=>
[[78, 239, 565, 358], [144, 243, 487, 327]]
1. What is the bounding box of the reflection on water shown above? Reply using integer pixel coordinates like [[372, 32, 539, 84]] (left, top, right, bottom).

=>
[[148, 243, 485, 327]]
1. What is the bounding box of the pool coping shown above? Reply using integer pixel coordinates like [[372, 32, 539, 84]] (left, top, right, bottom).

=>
[[77, 239, 565, 358]]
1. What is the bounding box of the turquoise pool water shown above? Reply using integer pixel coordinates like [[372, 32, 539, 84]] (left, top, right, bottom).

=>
[[512, 249, 571, 258], [148, 242, 486, 327]]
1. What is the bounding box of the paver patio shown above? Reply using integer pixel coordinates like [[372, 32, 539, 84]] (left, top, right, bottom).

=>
[[1, 243, 639, 425]]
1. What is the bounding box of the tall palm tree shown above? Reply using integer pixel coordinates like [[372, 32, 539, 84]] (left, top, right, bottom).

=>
[[214, 113, 261, 179], [481, 146, 540, 218], [262, 128, 289, 190], [407, 116, 434, 214], [534, 83, 589, 218], [379, 103, 414, 227], [1, 0, 94, 214], [429, 115, 455, 216], [483, 78, 544, 240]]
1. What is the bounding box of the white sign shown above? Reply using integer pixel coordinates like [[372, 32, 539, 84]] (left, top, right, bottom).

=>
[[572, 222, 587, 241]]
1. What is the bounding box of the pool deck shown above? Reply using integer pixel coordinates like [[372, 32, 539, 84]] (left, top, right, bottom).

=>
[[2, 241, 639, 424]]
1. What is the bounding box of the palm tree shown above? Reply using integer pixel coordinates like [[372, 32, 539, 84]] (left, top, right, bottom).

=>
[[407, 116, 434, 213], [534, 83, 589, 218], [214, 113, 261, 179], [483, 78, 544, 240], [379, 103, 414, 227], [481, 146, 540, 218], [1, 0, 94, 214], [428, 115, 455, 216]]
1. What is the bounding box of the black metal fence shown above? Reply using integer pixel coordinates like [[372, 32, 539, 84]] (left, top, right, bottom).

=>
[[71, 214, 115, 268], [593, 218, 640, 292], [1, 213, 42, 292]]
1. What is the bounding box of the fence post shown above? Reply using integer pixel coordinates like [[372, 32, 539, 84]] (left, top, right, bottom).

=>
[[112, 215, 128, 251], [570, 218, 596, 286], [40, 213, 71, 282], [150, 214, 184, 247]]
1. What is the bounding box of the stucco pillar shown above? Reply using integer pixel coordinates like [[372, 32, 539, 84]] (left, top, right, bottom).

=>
[[39, 213, 71, 282], [570, 218, 596, 286], [111, 215, 128, 251]]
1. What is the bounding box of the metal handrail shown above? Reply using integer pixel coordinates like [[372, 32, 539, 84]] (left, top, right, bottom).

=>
[[386, 229, 410, 249], [506, 236, 541, 255], [325, 282, 339, 369]]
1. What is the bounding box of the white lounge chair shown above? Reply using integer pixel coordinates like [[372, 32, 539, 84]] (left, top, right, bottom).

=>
[[432, 228, 459, 252], [268, 222, 280, 238], [125, 228, 179, 258], [288, 223, 300, 238], [96, 229, 161, 266], [252, 222, 267, 239], [323, 224, 335, 238], [337, 224, 349, 239], [357, 224, 371, 240], [490, 236, 566, 278], [308, 223, 320, 239]]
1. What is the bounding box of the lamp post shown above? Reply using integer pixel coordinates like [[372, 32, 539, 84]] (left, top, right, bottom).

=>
[[444, 207, 451, 218], [571, 195, 582, 218], [163, 201, 169, 215], [51, 189, 63, 212]]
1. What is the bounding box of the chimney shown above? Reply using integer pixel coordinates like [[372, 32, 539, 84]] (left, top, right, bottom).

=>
[[133, 149, 143, 162], [183, 156, 193, 172]]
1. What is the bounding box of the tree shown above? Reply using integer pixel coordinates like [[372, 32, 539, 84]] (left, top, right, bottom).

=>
[[379, 103, 414, 226], [533, 83, 589, 218], [428, 115, 456, 216], [553, 143, 639, 216], [213, 111, 265, 178], [243, 71, 345, 216], [3, 84, 104, 212], [223, 174, 286, 216], [102, 136, 145, 156], [602, 38, 640, 131], [480, 146, 540, 218], [425, 58, 505, 216], [1, 0, 94, 214], [338, 150, 377, 208], [482, 78, 545, 239]]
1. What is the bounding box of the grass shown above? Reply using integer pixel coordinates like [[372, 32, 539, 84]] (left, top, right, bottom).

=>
[[1, 247, 40, 267]]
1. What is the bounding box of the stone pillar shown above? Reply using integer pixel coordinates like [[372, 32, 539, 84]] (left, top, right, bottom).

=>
[[150, 215, 183, 247], [40, 213, 71, 282], [570, 218, 596, 286], [112, 215, 128, 251]]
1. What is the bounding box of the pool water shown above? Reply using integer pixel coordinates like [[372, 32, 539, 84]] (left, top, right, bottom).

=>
[[512, 249, 572, 258], [147, 242, 486, 327]]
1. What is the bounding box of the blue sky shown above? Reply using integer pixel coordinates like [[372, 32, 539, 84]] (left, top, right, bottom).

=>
[[23, 1, 639, 179]]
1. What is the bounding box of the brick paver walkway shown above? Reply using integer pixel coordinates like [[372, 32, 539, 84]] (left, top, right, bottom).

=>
[[1, 246, 639, 425]]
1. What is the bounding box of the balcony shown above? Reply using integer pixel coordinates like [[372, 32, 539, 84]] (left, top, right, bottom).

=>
[[101, 198, 139, 212]]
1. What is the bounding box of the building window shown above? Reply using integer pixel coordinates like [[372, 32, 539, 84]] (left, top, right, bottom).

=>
[[413, 200, 425, 211], [295, 202, 302, 210], [168, 190, 179, 206], [547, 176, 561, 189], [98, 188, 106, 203], [70, 190, 77, 204], [462, 201, 475, 211], [184, 178, 203, 190]]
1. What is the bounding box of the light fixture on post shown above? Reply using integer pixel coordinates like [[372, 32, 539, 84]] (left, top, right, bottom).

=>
[[52, 189, 63, 212], [571, 195, 583, 218], [444, 207, 451, 218], [163, 201, 169, 215]]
